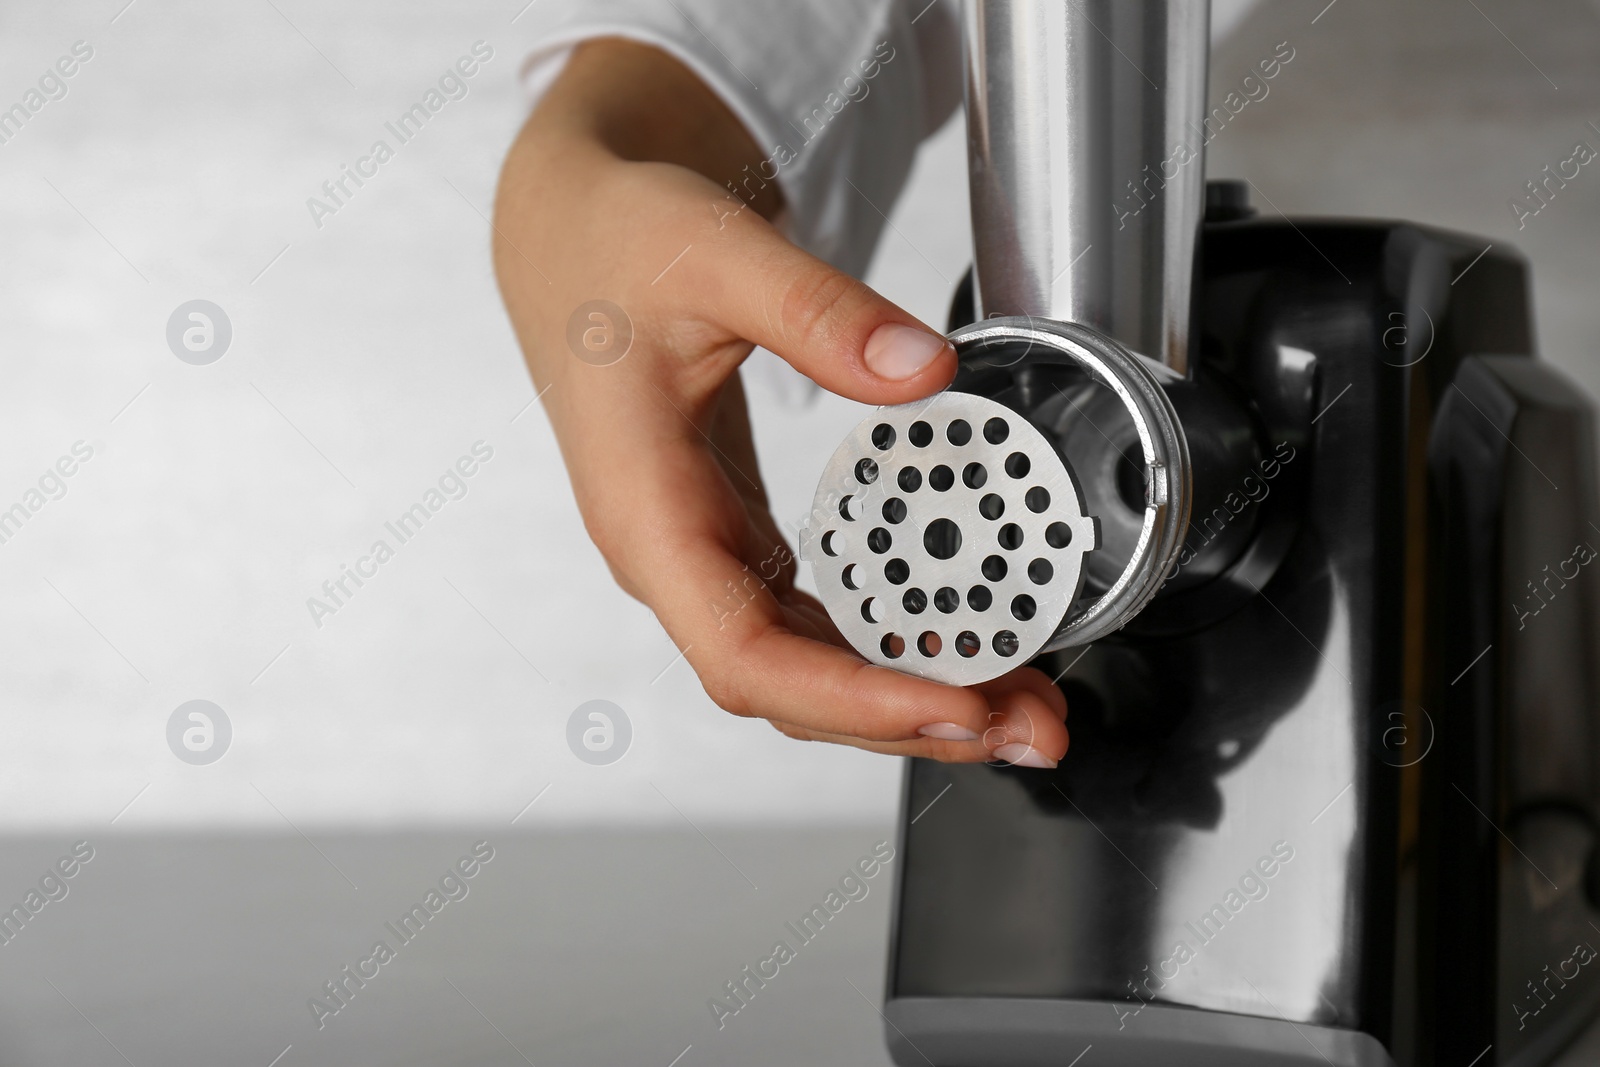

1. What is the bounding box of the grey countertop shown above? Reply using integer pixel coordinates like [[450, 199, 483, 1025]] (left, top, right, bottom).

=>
[[0, 829, 899, 1067], [1, 828, 1598, 1067]]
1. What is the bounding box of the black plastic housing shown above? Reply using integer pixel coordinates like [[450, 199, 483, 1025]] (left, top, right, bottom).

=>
[[886, 204, 1600, 1067]]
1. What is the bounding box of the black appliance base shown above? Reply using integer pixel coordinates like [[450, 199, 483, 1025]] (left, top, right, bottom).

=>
[[886, 996, 1396, 1067]]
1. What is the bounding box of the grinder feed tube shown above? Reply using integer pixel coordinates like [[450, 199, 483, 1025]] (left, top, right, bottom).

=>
[[964, 0, 1209, 372], [802, 1, 1210, 683]]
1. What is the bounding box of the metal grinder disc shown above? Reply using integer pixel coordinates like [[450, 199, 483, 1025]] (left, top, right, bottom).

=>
[[799, 392, 1098, 686]]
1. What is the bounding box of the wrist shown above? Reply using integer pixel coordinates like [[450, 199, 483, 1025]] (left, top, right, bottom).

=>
[[527, 38, 782, 220]]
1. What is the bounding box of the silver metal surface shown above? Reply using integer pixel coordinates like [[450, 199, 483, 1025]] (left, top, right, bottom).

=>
[[950, 318, 1192, 650], [800, 392, 1097, 686], [963, 0, 1210, 373], [803, 320, 1191, 680]]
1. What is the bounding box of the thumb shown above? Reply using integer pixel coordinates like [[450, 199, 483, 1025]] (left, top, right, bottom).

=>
[[684, 215, 958, 404]]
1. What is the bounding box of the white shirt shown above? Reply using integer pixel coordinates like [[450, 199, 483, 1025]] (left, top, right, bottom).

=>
[[517, 0, 964, 278], [517, 1, 1254, 275]]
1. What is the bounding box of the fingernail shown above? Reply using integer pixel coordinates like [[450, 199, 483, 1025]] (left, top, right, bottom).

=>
[[993, 743, 1058, 769], [864, 323, 951, 381], [918, 722, 981, 742]]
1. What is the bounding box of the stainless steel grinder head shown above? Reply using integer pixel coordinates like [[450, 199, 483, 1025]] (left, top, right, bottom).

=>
[[799, 317, 1194, 686], [798, 391, 1099, 686]]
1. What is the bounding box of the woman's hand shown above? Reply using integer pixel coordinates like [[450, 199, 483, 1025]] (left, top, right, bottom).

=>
[[493, 39, 1067, 766]]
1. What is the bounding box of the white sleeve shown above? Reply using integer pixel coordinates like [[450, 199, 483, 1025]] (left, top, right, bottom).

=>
[[516, 0, 963, 278]]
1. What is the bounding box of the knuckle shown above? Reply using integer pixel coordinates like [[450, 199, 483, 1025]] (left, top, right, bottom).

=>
[[601, 560, 643, 602], [770, 721, 815, 742], [778, 266, 872, 353], [571, 498, 652, 603], [578, 518, 634, 590], [699, 666, 753, 719], [580, 511, 619, 560]]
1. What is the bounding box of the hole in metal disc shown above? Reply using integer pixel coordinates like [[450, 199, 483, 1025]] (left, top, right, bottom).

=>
[[898, 467, 922, 493], [934, 587, 960, 613], [924, 518, 962, 560], [946, 420, 972, 446], [882, 498, 908, 524], [884, 558, 910, 584], [867, 527, 892, 554], [918, 632, 943, 657], [903, 588, 927, 614], [967, 585, 992, 611], [998, 523, 1023, 550], [993, 630, 1020, 657], [908, 421, 933, 447], [979, 494, 1005, 520], [862, 597, 884, 623], [839, 495, 858, 521], [956, 631, 981, 657], [1011, 594, 1036, 621], [855, 458, 879, 484], [1028, 558, 1054, 585], [871, 423, 896, 450], [1045, 522, 1072, 548], [821, 530, 839, 556], [981, 555, 1007, 581], [984, 418, 1009, 445], [929, 465, 954, 492], [882, 633, 905, 658], [1026, 486, 1051, 513], [841, 564, 860, 590], [1005, 452, 1031, 478], [963, 462, 988, 490]]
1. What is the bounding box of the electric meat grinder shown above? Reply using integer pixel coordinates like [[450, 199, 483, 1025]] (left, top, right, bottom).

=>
[[798, 2, 1600, 1064]]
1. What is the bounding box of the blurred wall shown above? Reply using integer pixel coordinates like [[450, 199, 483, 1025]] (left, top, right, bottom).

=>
[[1206, 0, 1600, 406], [9, 0, 1598, 833]]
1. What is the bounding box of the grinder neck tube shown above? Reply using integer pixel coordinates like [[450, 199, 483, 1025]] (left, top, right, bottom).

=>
[[963, 0, 1210, 376]]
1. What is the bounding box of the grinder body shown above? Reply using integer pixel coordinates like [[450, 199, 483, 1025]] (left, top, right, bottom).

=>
[[881, 208, 1600, 1067], [796, 2, 1600, 1062]]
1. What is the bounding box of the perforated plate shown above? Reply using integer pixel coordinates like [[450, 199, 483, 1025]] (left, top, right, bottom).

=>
[[799, 392, 1098, 686]]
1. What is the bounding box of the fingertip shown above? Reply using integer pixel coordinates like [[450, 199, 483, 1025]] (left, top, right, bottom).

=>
[[986, 687, 1069, 763], [977, 667, 1069, 721], [992, 742, 1059, 769], [918, 721, 982, 742], [863, 322, 956, 384]]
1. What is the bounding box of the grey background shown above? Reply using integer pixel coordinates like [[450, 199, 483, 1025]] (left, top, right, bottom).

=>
[[3, 0, 1599, 1063]]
